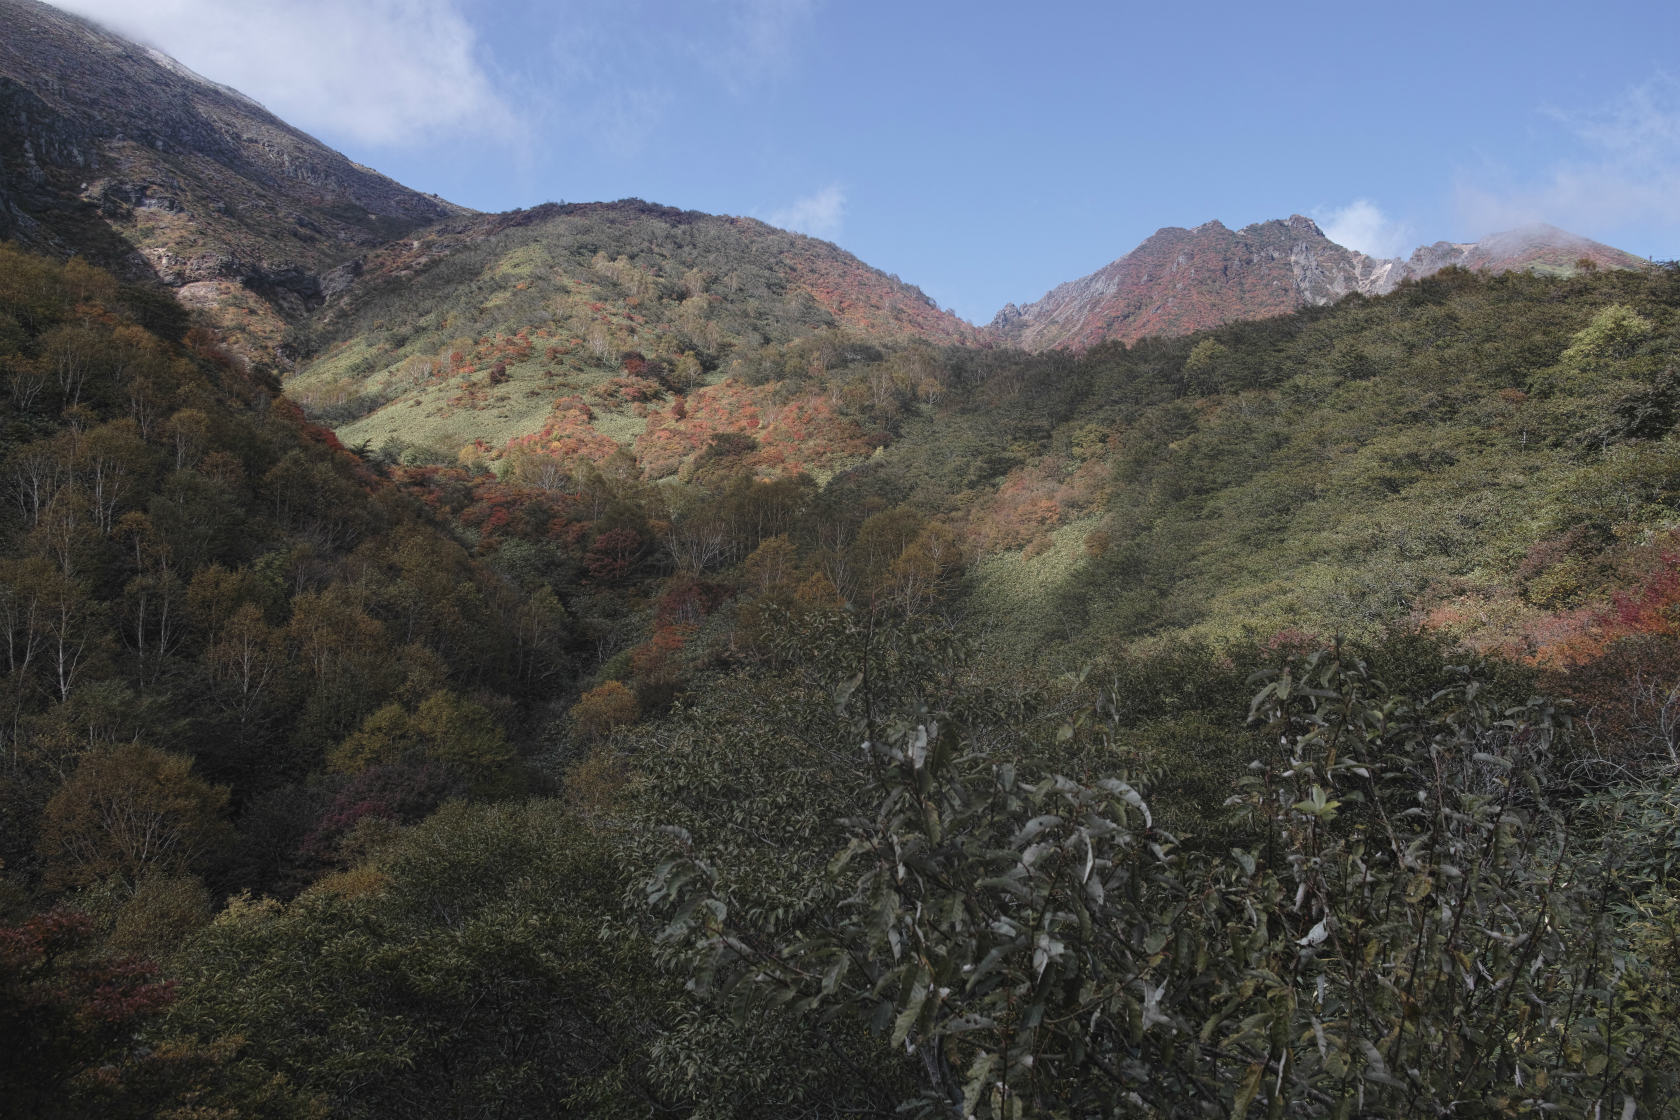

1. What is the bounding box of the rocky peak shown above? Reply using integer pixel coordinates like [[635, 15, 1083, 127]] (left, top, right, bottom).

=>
[[989, 301, 1025, 331], [989, 216, 1648, 352]]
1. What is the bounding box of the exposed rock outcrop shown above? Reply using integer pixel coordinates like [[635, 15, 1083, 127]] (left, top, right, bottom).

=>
[[991, 216, 1648, 352]]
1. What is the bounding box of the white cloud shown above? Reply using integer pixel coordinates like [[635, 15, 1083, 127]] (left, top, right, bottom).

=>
[[1317, 199, 1413, 259], [766, 185, 846, 240], [1455, 77, 1680, 241], [1560, 78, 1680, 161], [49, 0, 515, 147]]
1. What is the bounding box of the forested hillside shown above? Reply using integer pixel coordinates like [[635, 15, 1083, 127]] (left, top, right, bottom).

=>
[[8, 0, 1680, 1114], [0, 244, 579, 1113], [7, 229, 1680, 1116], [5, 14, 1680, 1112], [898, 262, 1680, 663], [280, 199, 976, 468]]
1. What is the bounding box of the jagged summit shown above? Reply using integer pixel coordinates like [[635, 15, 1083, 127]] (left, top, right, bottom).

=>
[[990, 216, 1647, 351]]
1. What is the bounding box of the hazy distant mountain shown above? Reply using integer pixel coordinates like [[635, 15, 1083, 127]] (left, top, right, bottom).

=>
[[990, 216, 1649, 351], [1405, 223, 1649, 278], [0, 0, 464, 355]]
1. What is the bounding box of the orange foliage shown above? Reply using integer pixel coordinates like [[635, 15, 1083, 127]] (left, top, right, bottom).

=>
[[569, 681, 638, 742], [504, 395, 619, 463], [1530, 568, 1680, 669], [634, 380, 870, 480], [778, 248, 977, 345], [961, 458, 1077, 554], [630, 623, 695, 682]]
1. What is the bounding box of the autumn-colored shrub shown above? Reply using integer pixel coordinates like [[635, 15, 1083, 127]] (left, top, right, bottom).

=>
[[38, 745, 232, 890], [569, 681, 638, 742], [0, 908, 176, 1115]]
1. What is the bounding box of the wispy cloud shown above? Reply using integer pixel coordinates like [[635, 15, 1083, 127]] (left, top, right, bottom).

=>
[[528, 0, 820, 161], [1316, 199, 1413, 259], [51, 0, 516, 147], [1455, 76, 1680, 241], [56, 0, 825, 167], [705, 0, 820, 93], [766, 185, 846, 240]]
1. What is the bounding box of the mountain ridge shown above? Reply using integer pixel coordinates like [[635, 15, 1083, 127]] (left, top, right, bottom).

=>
[[988, 215, 1649, 351], [0, 0, 467, 358], [0, 0, 987, 375], [0, 0, 1654, 402]]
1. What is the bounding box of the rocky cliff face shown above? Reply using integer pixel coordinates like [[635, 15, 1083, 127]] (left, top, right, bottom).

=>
[[987, 216, 1366, 351], [0, 0, 466, 358], [991, 216, 1648, 352]]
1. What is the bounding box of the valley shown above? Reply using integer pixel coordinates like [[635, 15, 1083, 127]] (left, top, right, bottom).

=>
[[4, 1, 1680, 1116]]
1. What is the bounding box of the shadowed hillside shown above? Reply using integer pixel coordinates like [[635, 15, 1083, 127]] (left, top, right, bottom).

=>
[[0, 0, 465, 359]]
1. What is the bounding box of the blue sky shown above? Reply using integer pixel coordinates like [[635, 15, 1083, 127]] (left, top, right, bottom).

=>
[[51, 0, 1680, 323]]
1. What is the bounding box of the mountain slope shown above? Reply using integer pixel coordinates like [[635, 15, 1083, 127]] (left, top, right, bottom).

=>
[[0, 0, 464, 357], [284, 198, 978, 471], [846, 261, 1680, 669], [0, 2, 977, 480], [991, 216, 1648, 351]]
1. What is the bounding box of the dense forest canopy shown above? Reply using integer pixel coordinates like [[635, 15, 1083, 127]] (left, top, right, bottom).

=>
[[5, 232, 1680, 1116]]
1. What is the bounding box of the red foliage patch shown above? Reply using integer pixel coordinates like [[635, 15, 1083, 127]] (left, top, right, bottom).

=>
[[656, 575, 729, 628], [585, 527, 647, 583], [630, 623, 696, 681], [503, 395, 619, 463], [299, 762, 453, 862], [0, 908, 176, 1084]]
